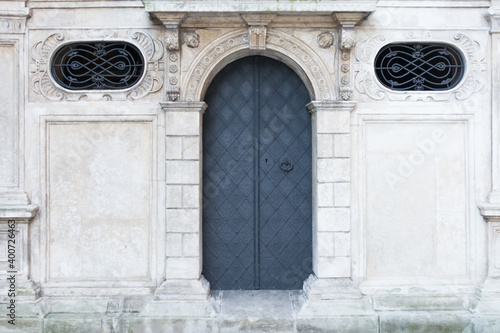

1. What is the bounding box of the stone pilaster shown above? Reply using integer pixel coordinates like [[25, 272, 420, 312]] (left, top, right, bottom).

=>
[[155, 101, 210, 301], [475, 6, 500, 317], [297, 100, 377, 330], [0, 0, 39, 301]]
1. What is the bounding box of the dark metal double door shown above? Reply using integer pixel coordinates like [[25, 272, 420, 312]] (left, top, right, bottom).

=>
[[202, 56, 312, 290]]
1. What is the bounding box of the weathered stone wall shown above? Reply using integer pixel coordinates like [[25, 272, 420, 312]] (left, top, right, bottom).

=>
[[0, 0, 499, 331]]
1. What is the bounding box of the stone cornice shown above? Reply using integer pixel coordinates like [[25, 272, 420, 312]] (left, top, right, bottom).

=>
[[143, 0, 377, 13], [479, 203, 500, 222], [28, 1, 144, 9]]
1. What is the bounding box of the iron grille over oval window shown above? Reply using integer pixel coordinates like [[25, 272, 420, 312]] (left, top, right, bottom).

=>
[[374, 43, 465, 91], [51, 42, 145, 90]]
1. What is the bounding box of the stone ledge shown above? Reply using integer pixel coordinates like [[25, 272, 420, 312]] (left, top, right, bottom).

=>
[[479, 203, 500, 222], [0, 204, 38, 222]]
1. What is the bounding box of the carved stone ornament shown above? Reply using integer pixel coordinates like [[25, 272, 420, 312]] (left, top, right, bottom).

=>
[[249, 26, 267, 50], [165, 27, 179, 51], [183, 30, 335, 101], [340, 86, 353, 101], [184, 32, 200, 48], [30, 30, 164, 101], [340, 28, 355, 51], [354, 32, 487, 101], [0, 17, 26, 33], [167, 87, 180, 101], [317, 32, 334, 49]]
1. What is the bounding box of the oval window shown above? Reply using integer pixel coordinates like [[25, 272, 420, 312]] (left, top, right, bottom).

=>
[[51, 42, 145, 90], [374, 43, 465, 91]]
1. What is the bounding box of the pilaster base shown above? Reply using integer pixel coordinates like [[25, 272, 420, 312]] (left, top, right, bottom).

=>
[[154, 276, 210, 301], [475, 278, 500, 314], [297, 275, 378, 331]]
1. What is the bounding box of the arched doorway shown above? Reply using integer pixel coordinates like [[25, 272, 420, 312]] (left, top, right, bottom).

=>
[[202, 55, 312, 290]]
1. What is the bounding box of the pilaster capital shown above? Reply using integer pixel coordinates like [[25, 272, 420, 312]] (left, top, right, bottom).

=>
[[307, 100, 356, 113], [485, 6, 500, 33], [478, 203, 500, 223], [160, 101, 208, 113]]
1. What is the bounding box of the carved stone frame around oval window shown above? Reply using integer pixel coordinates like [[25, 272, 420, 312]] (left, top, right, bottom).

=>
[[354, 32, 486, 102], [30, 29, 165, 102]]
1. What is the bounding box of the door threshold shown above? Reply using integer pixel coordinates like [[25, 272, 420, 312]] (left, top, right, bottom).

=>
[[211, 289, 304, 321]]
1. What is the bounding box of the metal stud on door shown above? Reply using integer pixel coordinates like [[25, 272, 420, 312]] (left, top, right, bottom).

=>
[[203, 56, 312, 290]]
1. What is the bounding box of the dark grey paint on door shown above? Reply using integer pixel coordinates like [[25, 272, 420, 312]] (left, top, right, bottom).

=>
[[202, 56, 312, 290]]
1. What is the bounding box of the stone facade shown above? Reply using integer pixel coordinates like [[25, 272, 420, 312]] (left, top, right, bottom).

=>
[[0, 0, 500, 331]]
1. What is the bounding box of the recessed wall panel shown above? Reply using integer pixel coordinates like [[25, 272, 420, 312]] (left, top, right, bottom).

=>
[[364, 121, 468, 280], [0, 43, 18, 187], [47, 121, 152, 281]]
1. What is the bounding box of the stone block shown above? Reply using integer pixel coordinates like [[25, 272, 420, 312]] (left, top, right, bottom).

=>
[[128, 318, 218, 333], [333, 208, 351, 231], [183, 136, 200, 160], [183, 233, 200, 257], [317, 232, 334, 257], [166, 112, 200, 136], [378, 311, 473, 333], [334, 134, 350, 158], [166, 233, 182, 257], [43, 315, 102, 333], [317, 158, 350, 182], [334, 182, 350, 207], [317, 134, 334, 158], [166, 136, 182, 160], [334, 232, 351, 257], [182, 185, 200, 208], [318, 208, 350, 232], [317, 183, 334, 207], [317, 207, 335, 231], [166, 209, 200, 233], [166, 257, 200, 279], [317, 111, 350, 134], [166, 160, 200, 184], [297, 317, 378, 333], [166, 185, 182, 208], [317, 256, 351, 278]]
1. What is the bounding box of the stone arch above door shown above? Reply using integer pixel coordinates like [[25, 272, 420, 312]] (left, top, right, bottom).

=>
[[182, 29, 336, 102]]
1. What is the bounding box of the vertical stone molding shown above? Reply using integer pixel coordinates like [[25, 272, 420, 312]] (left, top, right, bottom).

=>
[[477, 6, 500, 317], [156, 101, 210, 301], [485, 7, 500, 204], [0, 1, 39, 299], [154, 13, 186, 101], [334, 12, 366, 101]]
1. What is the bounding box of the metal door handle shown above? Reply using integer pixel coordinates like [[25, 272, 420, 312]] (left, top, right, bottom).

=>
[[280, 159, 293, 172]]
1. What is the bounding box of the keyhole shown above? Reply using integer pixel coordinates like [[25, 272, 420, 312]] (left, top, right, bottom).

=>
[[265, 158, 268, 163]]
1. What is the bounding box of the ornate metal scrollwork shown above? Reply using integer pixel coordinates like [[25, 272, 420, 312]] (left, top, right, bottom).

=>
[[51, 42, 145, 90], [374, 43, 465, 91]]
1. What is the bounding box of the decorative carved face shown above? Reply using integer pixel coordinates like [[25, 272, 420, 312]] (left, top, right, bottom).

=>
[[317, 32, 334, 49], [184, 32, 200, 48]]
